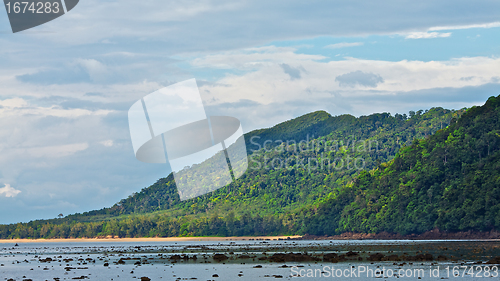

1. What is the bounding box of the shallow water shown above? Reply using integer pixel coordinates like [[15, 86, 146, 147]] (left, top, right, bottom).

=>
[[0, 240, 498, 280]]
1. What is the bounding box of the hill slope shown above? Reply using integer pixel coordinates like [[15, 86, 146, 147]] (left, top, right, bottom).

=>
[[306, 95, 500, 236], [84, 108, 460, 217], [0, 106, 468, 238]]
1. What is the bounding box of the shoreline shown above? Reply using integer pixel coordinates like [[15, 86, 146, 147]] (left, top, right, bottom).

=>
[[302, 229, 500, 240], [0, 235, 302, 243], [2, 229, 499, 243]]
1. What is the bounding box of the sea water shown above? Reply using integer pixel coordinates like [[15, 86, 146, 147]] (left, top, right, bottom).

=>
[[0, 240, 498, 281]]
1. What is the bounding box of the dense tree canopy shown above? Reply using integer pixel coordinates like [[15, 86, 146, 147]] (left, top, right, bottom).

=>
[[2, 101, 488, 239], [306, 96, 500, 235]]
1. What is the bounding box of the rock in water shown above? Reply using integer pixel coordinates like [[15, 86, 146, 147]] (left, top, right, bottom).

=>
[[213, 254, 228, 262]]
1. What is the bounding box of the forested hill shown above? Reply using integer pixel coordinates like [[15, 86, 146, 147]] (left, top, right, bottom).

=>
[[244, 109, 453, 154], [75, 107, 460, 218], [306, 95, 500, 236], [0, 105, 469, 238]]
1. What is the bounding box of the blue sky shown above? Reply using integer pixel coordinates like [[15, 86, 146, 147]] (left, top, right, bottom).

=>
[[0, 0, 499, 224]]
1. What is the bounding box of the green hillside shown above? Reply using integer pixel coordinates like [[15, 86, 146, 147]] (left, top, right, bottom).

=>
[[0, 104, 472, 239], [79, 108, 460, 218], [306, 95, 500, 235]]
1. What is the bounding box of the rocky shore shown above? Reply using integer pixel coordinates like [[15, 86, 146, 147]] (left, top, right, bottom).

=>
[[300, 229, 500, 240], [1, 239, 499, 280]]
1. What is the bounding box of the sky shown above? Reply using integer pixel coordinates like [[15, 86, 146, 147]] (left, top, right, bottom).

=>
[[0, 0, 499, 224]]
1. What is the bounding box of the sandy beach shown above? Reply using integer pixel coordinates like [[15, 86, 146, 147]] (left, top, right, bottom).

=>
[[0, 235, 302, 243]]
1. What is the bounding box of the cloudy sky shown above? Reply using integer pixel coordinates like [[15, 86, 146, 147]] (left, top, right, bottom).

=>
[[0, 0, 499, 224]]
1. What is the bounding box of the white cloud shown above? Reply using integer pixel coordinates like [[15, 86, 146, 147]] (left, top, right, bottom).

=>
[[324, 42, 364, 49], [16, 0, 500, 50], [402, 21, 500, 40], [0, 98, 113, 118], [405, 32, 452, 39], [76, 59, 108, 82], [1, 106, 112, 118], [0, 184, 21, 198], [26, 143, 89, 158], [0, 98, 29, 108], [430, 21, 500, 31], [191, 48, 500, 131], [0, 72, 163, 103], [195, 47, 500, 105], [191, 46, 325, 69], [99, 140, 114, 147]]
